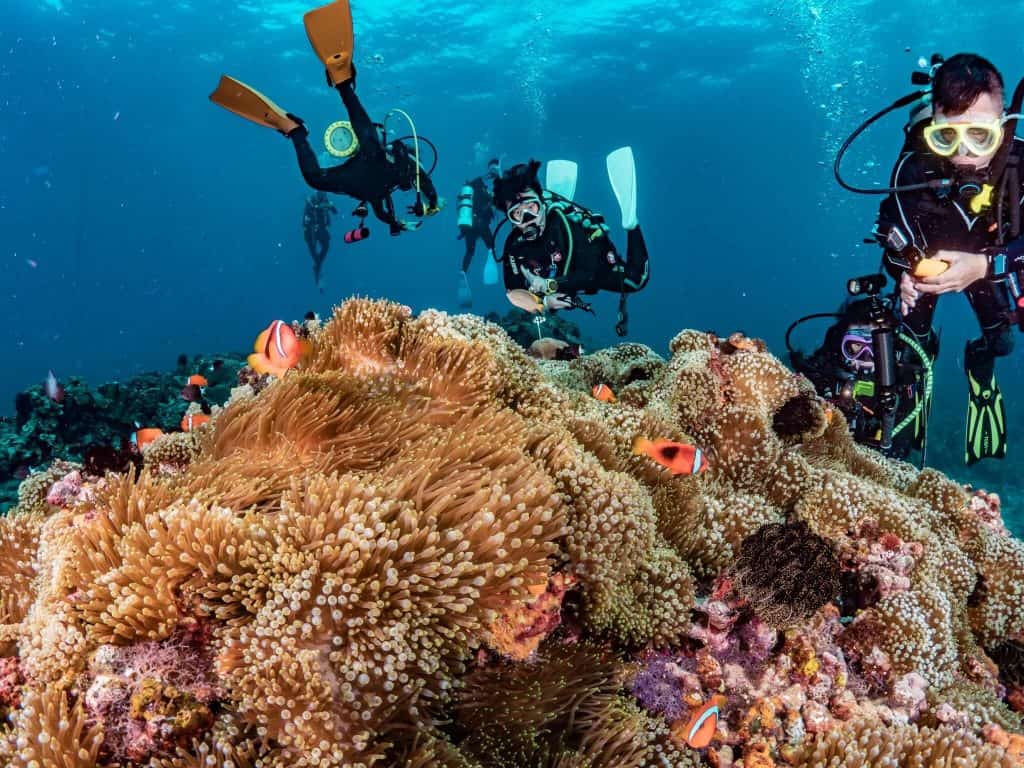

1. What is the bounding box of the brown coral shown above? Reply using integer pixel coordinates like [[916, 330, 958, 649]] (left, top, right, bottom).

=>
[[795, 718, 1020, 767], [6, 686, 103, 767], [2, 299, 1024, 767], [731, 521, 841, 629]]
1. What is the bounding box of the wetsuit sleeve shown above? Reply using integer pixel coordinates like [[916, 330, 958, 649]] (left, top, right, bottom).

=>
[[290, 131, 364, 196], [875, 153, 929, 278]]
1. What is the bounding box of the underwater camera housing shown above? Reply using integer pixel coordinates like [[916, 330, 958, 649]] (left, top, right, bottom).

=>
[[845, 274, 899, 451]]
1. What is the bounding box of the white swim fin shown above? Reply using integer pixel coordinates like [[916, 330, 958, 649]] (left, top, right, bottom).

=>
[[606, 146, 638, 230], [482, 249, 499, 285], [545, 159, 578, 201]]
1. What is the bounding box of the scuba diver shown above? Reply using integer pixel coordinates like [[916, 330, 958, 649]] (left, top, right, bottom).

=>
[[788, 274, 934, 464], [303, 191, 337, 290], [492, 149, 649, 337], [209, 0, 442, 237], [456, 158, 501, 308], [834, 52, 1024, 465]]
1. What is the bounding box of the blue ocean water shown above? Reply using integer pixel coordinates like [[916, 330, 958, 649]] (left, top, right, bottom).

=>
[[2, 0, 1022, 528]]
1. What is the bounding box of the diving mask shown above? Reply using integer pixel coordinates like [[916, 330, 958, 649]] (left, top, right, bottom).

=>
[[841, 329, 875, 368], [507, 195, 543, 225], [507, 194, 545, 240], [923, 114, 1020, 158]]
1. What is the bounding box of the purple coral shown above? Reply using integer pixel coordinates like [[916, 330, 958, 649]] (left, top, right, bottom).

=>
[[629, 651, 698, 722]]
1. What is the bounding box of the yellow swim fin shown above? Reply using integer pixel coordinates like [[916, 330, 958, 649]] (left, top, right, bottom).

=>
[[303, 0, 355, 86], [209, 75, 299, 134]]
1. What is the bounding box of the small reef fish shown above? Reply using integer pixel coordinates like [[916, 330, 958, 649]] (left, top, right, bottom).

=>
[[44, 370, 65, 403], [131, 427, 164, 451], [680, 695, 726, 749], [592, 384, 617, 403], [247, 320, 310, 377], [506, 288, 544, 314], [181, 413, 211, 431], [633, 437, 708, 475], [188, 374, 209, 387]]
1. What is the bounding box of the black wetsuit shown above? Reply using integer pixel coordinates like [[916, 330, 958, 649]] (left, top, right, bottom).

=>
[[459, 177, 496, 272], [289, 81, 438, 235], [875, 137, 1023, 381], [303, 193, 337, 286], [502, 199, 649, 300]]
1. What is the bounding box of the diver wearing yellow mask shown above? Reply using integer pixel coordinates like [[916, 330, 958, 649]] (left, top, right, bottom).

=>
[[869, 53, 1024, 465]]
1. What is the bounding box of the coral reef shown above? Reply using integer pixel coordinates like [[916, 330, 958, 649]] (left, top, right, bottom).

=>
[[0, 353, 245, 511], [0, 300, 1022, 766]]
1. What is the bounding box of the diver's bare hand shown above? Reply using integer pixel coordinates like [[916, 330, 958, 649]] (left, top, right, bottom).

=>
[[900, 271, 920, 315], [915, 250, 988, 295]]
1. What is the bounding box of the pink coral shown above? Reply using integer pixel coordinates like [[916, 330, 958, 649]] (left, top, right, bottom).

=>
[[0, 656, 24, 711], [801, 700, 834, 733], [83, 619, 221, 763], [933, 702, 971, 729], [689, 599, 741, 655], [969, 490, 1009, 536], [45, 469, 83, 507], [889, 672, 928, 721]]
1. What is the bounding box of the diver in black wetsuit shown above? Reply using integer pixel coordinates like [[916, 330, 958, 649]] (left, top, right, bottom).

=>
[[303, 191, 337, 288], [456, 159, 499, 307], [285, 73, 442, 236], [208, 0, 441, 237], [459, 160, 499, 272], [872, 53, 1024, 464], [493, 160, 649, 335]]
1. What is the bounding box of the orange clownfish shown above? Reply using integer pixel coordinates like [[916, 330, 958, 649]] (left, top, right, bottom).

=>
[[247, 320, 311, 377], [187, 374, 209, 388], [592, 383, 617, 403], [679, 695, 726, 749], [131, 427, 164, 451], [180, 412, 211, 431], [633, 437, 709, 476]]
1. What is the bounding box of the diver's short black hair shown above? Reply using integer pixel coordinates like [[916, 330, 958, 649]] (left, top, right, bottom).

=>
[[933, 53, 1004, 114], [493, 160, 542, 211], [487, 157, 500, 168]]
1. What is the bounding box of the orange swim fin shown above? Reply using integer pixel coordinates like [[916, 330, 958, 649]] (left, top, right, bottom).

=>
[[209, 75, 299, 134], [303, 0, 355, 86]]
